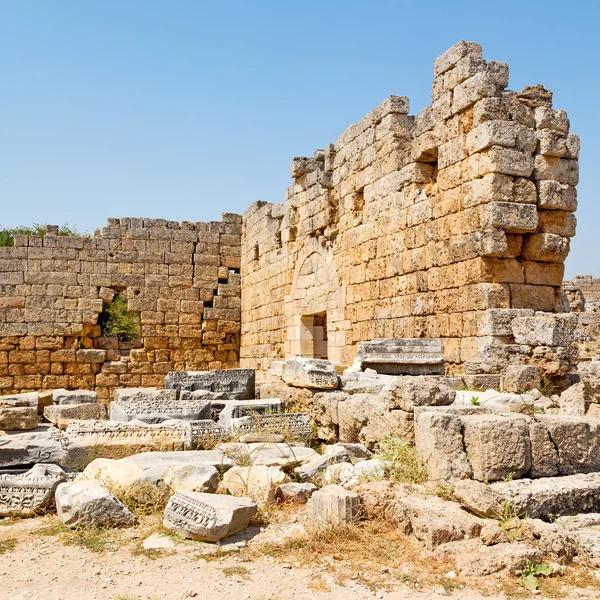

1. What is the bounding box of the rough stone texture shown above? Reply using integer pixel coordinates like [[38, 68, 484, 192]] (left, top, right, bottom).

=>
[[275, 482, 317, 504], [52, 389, 98, 405], [349, 338, 444, 375], [163, 491, 257, 542], [110, 396, 211, 423], [0, 406, 38, 430], [63, 420, 194, 468], [164, 369, 255, 400], [390, 488, 483, 549], [454, 474, 600, 521], [56, 480, 137, 527], [324, 443, 373, 464], [295, 445, 352, 481], [503, 365, 541, 393], [438, 540, 542, 576], [0, 215, 242, 399], [462, 413, 531, 481], [383, 376, 455, 412], [239, 42, 578, 381], [0, 427, 68, 467], [44, 403, 108, 429], [282, 358, 339, 389], [222, 465, 288, 505], [0, 463, 70, 517], [309, 485, 362, 525]]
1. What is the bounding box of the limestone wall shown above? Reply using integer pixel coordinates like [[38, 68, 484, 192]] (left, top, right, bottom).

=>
[[0, 215, 241, 400], [240, 41, 579, 375]]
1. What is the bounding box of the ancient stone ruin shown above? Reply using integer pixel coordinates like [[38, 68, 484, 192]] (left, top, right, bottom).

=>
[[3, 41, 600, 594]]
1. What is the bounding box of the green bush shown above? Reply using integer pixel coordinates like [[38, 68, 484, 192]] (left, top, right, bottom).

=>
[[97, 292, 139, 341], [0, 223, 87, 247], [375, 434, 427, 484]]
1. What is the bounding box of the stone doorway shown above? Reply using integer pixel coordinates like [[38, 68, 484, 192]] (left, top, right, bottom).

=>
[[300, 312, 328, 359]]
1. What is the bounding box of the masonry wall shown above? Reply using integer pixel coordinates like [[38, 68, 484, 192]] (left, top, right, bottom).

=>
[[0, 215, 241, 400], [240, 41, 579, 375]]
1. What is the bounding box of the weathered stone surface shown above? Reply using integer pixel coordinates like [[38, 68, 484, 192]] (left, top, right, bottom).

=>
[[222, 465, 288, 505], [535, 414, 600, 475], [415, 409, 472, 481], [295, 445, 352, 481], [309, 485, 361, 525], [215, 398, 283, 426], [110, 397, 211, 424], [63, 420, 193, 468], [165, 369, 255, 400], [324, 459, 385, 488], [383, 376, 455, 412], [52, 389, 98, 405], [163, 465, 220, 494], [0, 427, 68, 467], [275, 482, 316, 504], [512, 314, 577, 347], [0, 463, 70, 517], [44, 403, 108, 429], [0, 406, 38, 431], [0, 393, 38, 407], [282, 358, 339, 390], [457, 473, 600, 520], [163, 491, 257, 542], [122, 450, 235, 471], [56, 480, 137, 527], [503, 365, 541, 393], [439, 540, 542, 576], [390, 489, 483, 549], [246, 443, 317, 468], [462, 413, 531, 482], [324, 443, 373, 464], [558, 382, 588, 415], [349, 338, 444, 376]]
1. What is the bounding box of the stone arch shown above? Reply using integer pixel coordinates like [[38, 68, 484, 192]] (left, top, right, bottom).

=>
[[286, 238, 347, 363]]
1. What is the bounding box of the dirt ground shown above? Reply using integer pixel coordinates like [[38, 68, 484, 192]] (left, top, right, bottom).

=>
[[1, 511, 599, 600]]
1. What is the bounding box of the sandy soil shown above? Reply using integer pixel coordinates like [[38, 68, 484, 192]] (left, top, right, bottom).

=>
[[0, 514, 598, 600]]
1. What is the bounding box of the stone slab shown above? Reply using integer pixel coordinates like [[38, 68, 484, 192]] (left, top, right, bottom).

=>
[[164, 369, 255, 400]]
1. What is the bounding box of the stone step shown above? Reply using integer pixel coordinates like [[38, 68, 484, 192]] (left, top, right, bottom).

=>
[[453, 472, 600, 520]]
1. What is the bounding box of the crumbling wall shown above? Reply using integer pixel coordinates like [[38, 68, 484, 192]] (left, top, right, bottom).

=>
[[240, 41, 579, 376], [0, 215, 241, 400]]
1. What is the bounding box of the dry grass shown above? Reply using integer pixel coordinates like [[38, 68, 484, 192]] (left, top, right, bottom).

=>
[[0, 538, 17, 554], [36, 519, 124, 553], [375, 435, 426, 484]]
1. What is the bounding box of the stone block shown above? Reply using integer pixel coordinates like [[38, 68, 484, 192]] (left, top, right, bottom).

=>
[[0, 428, 68, 467], [222, 465, 287, 505], [0, 406, 38, 430], [282, 358, 338, 390], [44, 403, 108, 429], [462, 413, 531, 482], [163, 491, 257, 542], [511, 314, 576, 347], [0, 463, 70, 517], [56, 480, 137, 528], [479, 202, 538, 233], [522, 233, 570, 262], [275, 482, 316, 504], [165, 369, 255, 399], [503, 366, 541, 393], [52, 389, 98, 405], [309, 485, 361, 525], [382, 376, 455, 412]]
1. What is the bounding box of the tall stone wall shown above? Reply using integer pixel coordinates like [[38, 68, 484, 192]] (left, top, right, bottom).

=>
[[0, 215, 241, 400], [240, 41, 579, 375], [564, 275, 600, 312]]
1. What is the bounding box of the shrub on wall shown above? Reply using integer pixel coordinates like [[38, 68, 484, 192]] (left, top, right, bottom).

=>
[[0, 223, 87, 247], [98, 292, 140, 342]]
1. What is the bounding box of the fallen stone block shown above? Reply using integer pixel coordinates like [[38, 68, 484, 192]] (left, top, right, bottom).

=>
[[122, 450, 235, 471], [295, 445, 352, 481], [163, 464, 220, 494], [56, 480, 137, 527], [52, 389, 98, 405], [558, 382, 588, 415], [216, 398, 283, 427], [0, 406, 38, 431], [109, 397, 211, 423], [383, 376, 455, 412], [437, 539, 542, 576], [324, 459, 386, 489], [0, 427, 68, 467], [324, 443, 373, 464], [230, 412, 313, 440], [349, 338, 445, 376], [282, 358, 339, 390], [0, 463, 70, 517], [390, 489, 483, 549], [247, 442, 317, 468], [44, 403, 108, 429], [275, 482, 316, 504], [163, 491, 257, 542], [222, 465, 288, 505], [165, 369, 255, 400], [63, 420, 193, 468], [309, 485, 362, 525]]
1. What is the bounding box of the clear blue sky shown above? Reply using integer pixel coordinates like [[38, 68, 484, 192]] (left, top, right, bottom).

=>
[[0, 1, 597, 278]]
